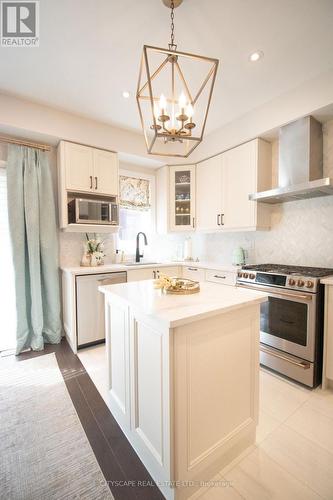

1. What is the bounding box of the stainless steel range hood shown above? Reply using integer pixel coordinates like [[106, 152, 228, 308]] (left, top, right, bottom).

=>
[[249, 116, 333, 204]]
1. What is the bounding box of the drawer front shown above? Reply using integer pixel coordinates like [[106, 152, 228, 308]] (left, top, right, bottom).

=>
[[127, 269, 155, 282], [182, 266, 206, 282], [157, 266, 180, 278], [126, 266, 180, 282], [205, 269, 236, 286]]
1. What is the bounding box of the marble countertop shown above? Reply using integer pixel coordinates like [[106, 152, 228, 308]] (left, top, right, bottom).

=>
[[99, 280, 267, 328], [61, 261, 241, 276]]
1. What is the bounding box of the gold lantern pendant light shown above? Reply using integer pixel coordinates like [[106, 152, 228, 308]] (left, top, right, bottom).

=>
[[136, 0, 219, 158]]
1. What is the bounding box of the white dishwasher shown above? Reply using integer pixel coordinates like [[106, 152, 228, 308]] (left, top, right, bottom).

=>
[[76, 272, 127, 348]]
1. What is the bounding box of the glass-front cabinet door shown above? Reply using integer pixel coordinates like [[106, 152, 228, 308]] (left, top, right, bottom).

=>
[[169, 165, 196, 232]]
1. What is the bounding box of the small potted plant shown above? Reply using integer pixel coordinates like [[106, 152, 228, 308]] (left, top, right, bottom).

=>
[[81, 233, 105, 267]]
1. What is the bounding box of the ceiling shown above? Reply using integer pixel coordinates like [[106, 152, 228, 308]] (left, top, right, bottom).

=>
[[1, 0, 333, 137]]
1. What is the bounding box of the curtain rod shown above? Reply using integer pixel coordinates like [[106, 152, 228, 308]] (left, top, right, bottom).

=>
[[0, 135, 51, 151]]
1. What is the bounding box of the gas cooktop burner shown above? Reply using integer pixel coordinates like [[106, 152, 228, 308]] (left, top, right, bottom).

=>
[[242, 264, 333, 278]]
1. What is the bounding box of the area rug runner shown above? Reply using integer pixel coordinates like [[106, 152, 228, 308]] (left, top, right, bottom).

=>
[[0, 353, 113, 499]]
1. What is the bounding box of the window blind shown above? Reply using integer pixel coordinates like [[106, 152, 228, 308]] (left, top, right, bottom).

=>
[[119, 175, 150, 210]]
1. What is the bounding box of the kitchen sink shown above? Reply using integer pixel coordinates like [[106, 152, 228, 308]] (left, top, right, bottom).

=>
[[125, 262, 161, 266]]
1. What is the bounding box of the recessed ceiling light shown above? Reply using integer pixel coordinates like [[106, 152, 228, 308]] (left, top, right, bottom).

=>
[[122, 91, 130, 98], [249, 50, 264, 62]]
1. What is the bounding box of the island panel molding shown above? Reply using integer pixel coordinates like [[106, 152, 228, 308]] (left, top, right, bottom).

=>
[[174, 307, 259, 479], [131, 319, 165, 466], [106, 298, 131, 427]]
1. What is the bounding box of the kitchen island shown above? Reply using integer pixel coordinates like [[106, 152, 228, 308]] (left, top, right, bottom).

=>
[[99, 280, 267, 500]]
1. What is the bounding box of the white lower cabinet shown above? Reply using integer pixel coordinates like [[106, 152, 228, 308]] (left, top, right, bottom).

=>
[[323, 283, 333, 388], [129, 315, 171, 483], [105, 298, 131, 428], [182, 265, 206, 282], [205, 269, 237, 286], [127, 266, 180, 282], [105, 301, 172, 493], [104, 294, 259, 500]]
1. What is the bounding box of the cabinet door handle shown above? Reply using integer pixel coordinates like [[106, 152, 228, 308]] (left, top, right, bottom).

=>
[[157, 270, 160, 278], [90, 175, 93, 189], [217, 214, 221, 226], [188, 267, 198, 271], [153, 271, 156, 279], [95, 176, 98, 190], [192, 217, 195, 228], [214, 274, 226, 279], [221, 213, 225, 225]]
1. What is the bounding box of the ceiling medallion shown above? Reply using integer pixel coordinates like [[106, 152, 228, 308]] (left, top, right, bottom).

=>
[[136, 0, 219, 158]]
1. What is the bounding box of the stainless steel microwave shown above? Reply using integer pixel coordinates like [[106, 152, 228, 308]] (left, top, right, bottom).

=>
[[68, 198, 119, 225]]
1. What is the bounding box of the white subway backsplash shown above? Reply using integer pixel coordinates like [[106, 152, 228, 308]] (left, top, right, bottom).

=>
[[191, 195, 333, 268], [59, 232, 116, 268]]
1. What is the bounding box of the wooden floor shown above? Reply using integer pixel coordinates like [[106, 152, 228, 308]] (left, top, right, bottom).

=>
[[6, 339, 164, 500]]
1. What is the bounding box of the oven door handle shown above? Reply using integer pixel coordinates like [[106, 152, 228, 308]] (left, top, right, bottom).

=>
[[237, 283, 313, 301], [260, 345, 311, 369]]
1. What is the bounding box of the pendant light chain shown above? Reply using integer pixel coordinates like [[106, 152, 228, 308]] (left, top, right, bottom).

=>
[[169, 1, 177, 51]]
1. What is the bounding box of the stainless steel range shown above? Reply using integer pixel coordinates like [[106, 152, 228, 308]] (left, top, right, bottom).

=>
[[236, 264, 333, 387]]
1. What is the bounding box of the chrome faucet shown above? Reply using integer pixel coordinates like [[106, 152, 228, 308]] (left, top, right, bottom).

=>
[[135, 232, 148, 263]]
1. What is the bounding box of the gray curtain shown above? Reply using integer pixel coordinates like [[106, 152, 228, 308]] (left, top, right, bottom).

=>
[[6, 145, 62, 354]]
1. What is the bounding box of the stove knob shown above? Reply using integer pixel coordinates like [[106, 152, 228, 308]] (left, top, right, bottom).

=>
[[243, 273, 249, 279], [288, 279, 295, 286], [249, 274, 255, 280], [297, 280, 305, 287], [238, 272, 243, 278], [306, 280, 314, 289]]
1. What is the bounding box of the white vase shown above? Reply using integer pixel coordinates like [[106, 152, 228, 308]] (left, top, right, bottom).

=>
[[81, 253, 91, 267], [90, 253, 98, 267]]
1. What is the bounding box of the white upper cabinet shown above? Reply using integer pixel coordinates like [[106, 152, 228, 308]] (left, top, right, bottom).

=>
[[57, 140, 119, 231], [169, 165, 196, 232], [221, 138, 271, 231], [93, 148, 119, 196], [60, 141, 118, 196], [196, 155, 223, 231], [196, 138, 272, 232], [64, 142, 93, 192]]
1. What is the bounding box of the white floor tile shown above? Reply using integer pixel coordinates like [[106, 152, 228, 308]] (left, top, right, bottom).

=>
[[77, 345, 333, 499], [256, 410, 281, 444], [285, 404, 333, 454], [187, 474, 235, 500], [78, 344, 109, 403], [199, 478, 244, 500], [224, 447, 321, 500], [304, 389, 333, 419], [259, 370, 311, 421], [260, 424, 333, 499]]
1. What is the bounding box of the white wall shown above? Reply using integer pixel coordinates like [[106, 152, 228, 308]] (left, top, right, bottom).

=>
[[2, 67, 333, 170], [0, 93, 165, 165], [190, 68, 333, 163]]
